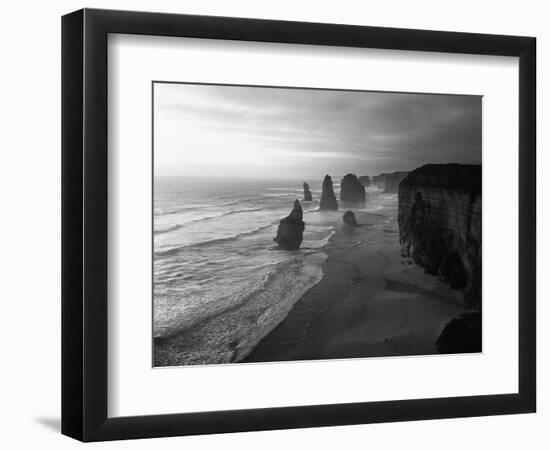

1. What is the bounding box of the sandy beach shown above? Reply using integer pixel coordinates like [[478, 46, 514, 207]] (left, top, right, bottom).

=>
[[243, 196, 468, 363]]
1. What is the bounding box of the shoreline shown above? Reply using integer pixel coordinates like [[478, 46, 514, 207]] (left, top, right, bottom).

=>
[[242, 203, 468, 363]]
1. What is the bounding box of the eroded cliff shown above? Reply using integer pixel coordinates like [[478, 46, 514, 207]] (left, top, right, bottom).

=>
[[398, 164, 481, 307], [372, 171, 409, 193]]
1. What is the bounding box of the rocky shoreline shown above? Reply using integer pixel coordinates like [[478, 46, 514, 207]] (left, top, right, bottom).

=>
[[244, 163, 482, 362], [154, 165, 482, 365], [398, 164, 481, 307], [244, 198, 469, 363]]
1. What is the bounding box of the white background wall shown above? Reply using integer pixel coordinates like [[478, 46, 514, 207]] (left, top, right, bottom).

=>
[[0, 0, 546, 448]]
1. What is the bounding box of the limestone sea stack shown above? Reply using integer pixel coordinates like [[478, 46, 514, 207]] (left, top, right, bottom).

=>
[[340, 174, 366, 203], [274, 199, 305, 250], [343, 211, 360, 227], [303, 182, 313, 201], [319, 175, 338, 210], [359, 175, 371, 188], [398, 164, 481, 307]]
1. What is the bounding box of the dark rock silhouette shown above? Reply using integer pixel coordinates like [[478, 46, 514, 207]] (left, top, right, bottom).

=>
[[274, 199, 305, 250], [359, 175, 371, 188], [372, 171, 409, 193], [319, 175, 338, 210], [343, 211, 360, 227], [436, 312, 482, 353], [398, 164, 481, 307], [303, 182, 312, 201], [340, 174, 366, 203]]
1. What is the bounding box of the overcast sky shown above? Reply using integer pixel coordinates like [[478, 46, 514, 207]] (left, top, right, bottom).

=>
[[154, 83, 481, 179]]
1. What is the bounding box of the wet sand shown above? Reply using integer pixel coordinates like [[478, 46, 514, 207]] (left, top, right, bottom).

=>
[[243, 200, 467, 363]]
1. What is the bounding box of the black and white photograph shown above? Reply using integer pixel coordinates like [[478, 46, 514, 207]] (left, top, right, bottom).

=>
[[0, 0, 543, 446], [152, 83, 482, 367]]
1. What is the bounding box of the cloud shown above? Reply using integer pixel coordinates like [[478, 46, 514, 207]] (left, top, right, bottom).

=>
[[154, 83, 481, 178]]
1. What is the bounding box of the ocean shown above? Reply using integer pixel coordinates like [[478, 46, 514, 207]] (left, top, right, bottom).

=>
[[153, 176, 391, 365]]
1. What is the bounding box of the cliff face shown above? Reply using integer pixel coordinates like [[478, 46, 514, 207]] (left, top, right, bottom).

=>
[[274, 199, 305, 250], [398, 164, 481, 307], [303, 182, 312, 201], [319, 175, 338, 210], [340, 174, 366, 203], [384, 172, 409, 193], [372, 171, 409, 193]]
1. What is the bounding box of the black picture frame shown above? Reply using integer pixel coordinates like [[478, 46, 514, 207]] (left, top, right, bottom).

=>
[[61, 8, 536, 442]]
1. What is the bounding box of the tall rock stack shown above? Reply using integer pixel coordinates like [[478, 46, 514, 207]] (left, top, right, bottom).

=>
[[398, 164, 481, 307], [274, 199, 305, 250], [340, 174, 366, 203], [319, 175, 338, 210], [303, 182, 313, 201]]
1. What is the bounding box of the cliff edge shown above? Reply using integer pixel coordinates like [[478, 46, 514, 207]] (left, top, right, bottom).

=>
[[372, 171, 409, 193], [398, 164, 481, 307]]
